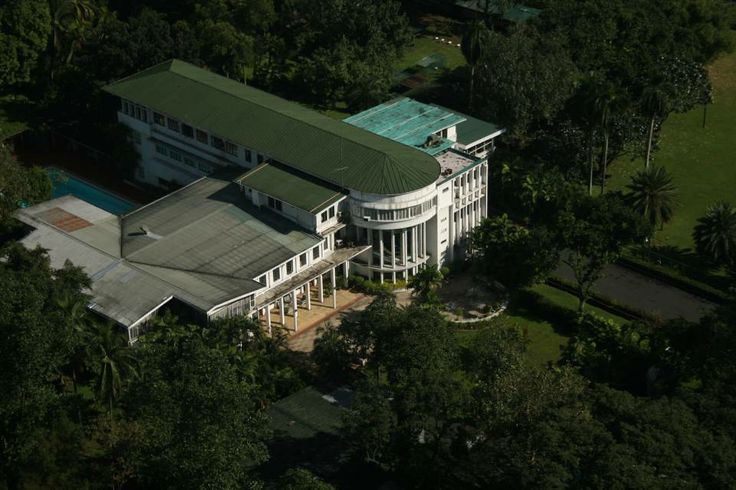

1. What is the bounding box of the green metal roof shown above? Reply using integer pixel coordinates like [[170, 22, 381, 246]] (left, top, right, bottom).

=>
[[432, 105, 503, 145], [344, 98, 464, 156], [237, 163, 345, 214], [104, 60, 439, 195]]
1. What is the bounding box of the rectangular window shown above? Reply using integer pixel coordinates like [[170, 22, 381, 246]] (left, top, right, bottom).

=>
[[245, 149, 252, 162], [135, 106, 141, 120], [197, 162, 213, 173], [225, 141, 237, 156], [313, 246, 320, 260], [167, 118, 179, 132], [169, 150, 182, 162], [321, 211, 328, 223], [272, 268, 281, 282], [155, 144, 167, 156], [181, 124, 194, 138], [329, 207, 335, 218], [267, 196, 282, 211], [196, 129, 208, 143], [154, 112, 165, 125], [183, 157, 196, 168], [286, 261, 294, 275], [299, 253, 307, 267], [211, 136, 225, 151], [140, 108, 148, 123]]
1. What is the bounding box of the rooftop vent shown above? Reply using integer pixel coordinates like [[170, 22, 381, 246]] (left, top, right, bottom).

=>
[[129, 224, 162, 239], [423, 134, 443, 148]]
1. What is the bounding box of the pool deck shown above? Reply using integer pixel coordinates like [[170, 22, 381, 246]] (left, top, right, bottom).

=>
[[15, 149, 163, 205]]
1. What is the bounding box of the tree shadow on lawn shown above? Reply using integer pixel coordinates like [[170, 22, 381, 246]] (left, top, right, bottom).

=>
[[635, 244, 733, 291], [506, 289, 579, 339]]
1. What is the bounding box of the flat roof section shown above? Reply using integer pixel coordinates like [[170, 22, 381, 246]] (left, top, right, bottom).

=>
[[104, 60, 439, 195], [431, 104, 503, 146], [237, 163, 345, 214], [344, 98, 465, 156], [455, 0, 542, 23]]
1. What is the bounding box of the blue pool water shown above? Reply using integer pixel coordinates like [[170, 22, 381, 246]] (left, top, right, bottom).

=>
[[47, 168, 136, 215]]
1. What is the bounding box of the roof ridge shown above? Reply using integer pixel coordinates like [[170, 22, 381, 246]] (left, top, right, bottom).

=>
[[165, 60, 432, 170]]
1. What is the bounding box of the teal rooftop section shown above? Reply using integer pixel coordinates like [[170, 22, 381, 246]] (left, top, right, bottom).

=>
[[432, 105, 504, 146], [455, 1, 542, 23], [344, 98, 465, 156]]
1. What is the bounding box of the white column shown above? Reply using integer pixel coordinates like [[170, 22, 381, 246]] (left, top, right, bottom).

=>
[[266, 306, 272, 336], [379, 232, 384, 269], [368, 228, 373, 267], [331, 268, 337, 308], [292, 289, 298, 331], [391, 231, 396, 269], [402, 230, 408, 266], [344, 261, 349, 279], [413, 226, 418, 261], [318, 274, 324, 303], [279, 297, 285, 325], [449, 208, 455, 261], [306, 283, 311, 310]]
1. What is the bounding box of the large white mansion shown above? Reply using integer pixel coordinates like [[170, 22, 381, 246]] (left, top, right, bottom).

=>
[[18, 60, 502, 340]]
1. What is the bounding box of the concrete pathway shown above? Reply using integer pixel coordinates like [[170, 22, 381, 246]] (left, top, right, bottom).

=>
[[287, 293, 374, 352], [554, 262, 717, 322]]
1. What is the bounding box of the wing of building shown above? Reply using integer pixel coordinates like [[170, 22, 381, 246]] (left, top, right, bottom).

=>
[[18, 59, 503, 340]]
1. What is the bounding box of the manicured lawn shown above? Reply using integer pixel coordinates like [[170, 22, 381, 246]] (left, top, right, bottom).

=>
[[606, 48, 736, 250], [395, 35, 467, 74], [0, 95, 31, 140], [456, 284, 627, 366]]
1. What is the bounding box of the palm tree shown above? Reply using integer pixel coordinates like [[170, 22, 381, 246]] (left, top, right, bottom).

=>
[[640, 84, 670, 169], [693, 202, 736, 267], [87, 322, 139, 419], [409, 265, 445, 305], [461, 20, 492, 107], [626, 166, 679, 232], [51, 0, 98, 72]]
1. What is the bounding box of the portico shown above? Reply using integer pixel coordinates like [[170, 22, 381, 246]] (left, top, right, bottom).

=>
[[254, 245, 369, 334]]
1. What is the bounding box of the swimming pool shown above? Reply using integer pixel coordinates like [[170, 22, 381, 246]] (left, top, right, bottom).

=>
[[46, 167, 137, 215]]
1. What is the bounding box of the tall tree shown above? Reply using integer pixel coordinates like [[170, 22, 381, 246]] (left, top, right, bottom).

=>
[[471, 214, 559, 289], [626, 166, 679, 233], [640, 82, 670, 169], [0, 245, 88, 489], [124, 326, 270, 488], [693, 202, 736, 268], [593, 82, 625, 194], [461, 20, 491, 107], [0, 0, 52, 89], [86, 322, 139, 419], [555, 194, 649, 313], [474, 28, 576, 142], [0, 145, 52, 229]]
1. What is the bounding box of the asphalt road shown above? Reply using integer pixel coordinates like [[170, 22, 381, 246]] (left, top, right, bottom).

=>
[[554, 262, 717, 322]]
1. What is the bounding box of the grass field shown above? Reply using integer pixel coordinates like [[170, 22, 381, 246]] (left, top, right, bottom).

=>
[[395, 36, 467, 73], [456, 283, 627, 366], [606, 48, 736, 250]]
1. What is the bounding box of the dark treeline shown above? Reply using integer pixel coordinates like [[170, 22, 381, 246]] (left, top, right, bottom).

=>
[[315, 290, 736, 489]]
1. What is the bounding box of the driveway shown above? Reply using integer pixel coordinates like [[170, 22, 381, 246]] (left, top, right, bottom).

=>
[[554, 262, 717, 322]]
